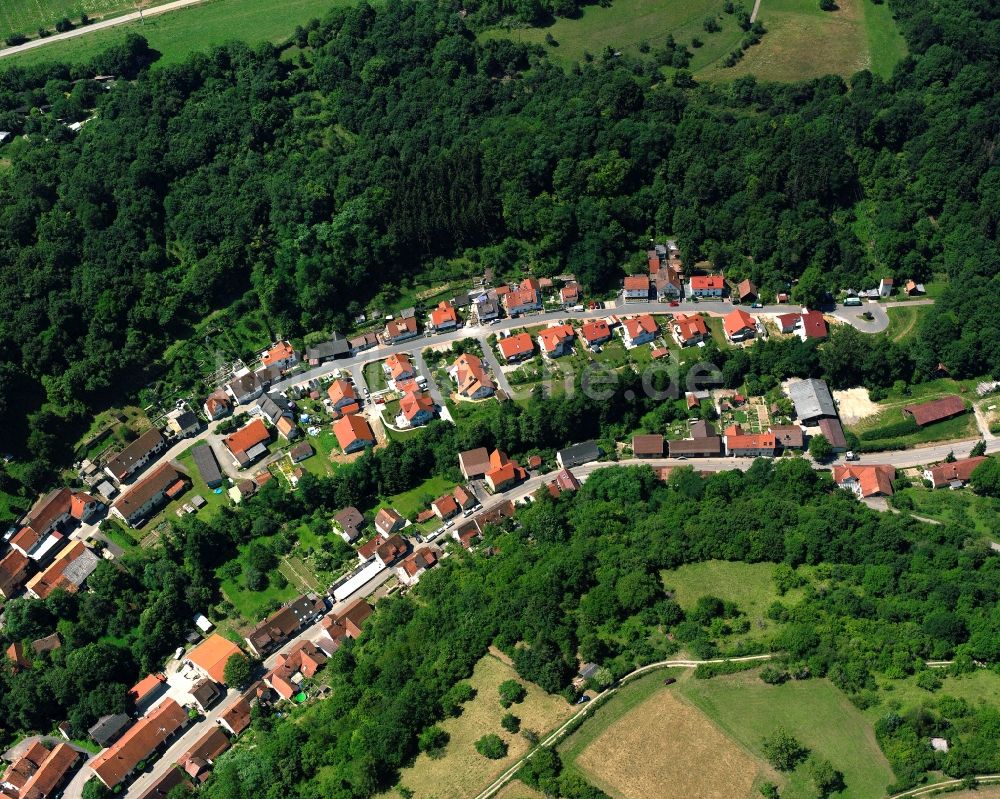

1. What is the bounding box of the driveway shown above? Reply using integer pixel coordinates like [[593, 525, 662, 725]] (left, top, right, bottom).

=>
[[412, 350, 446, 408], [476, 336, 514, 398]]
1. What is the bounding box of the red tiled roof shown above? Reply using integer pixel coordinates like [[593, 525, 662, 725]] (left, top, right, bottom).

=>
[[925, 456, 987, 488], [580, 320, 611, 344], [623, 314, 657, 340], [224, 419, 270, 459], [799, 310, 828, 339], [623, 275, 650, 291], [452, 353, 494, 397], [385, 353, 414, 380], [430, 301, 458, 328], [327, 379, 355, 405], [385, 316, 418, 339], [673, 313, 708, 342], [690, 275, 725, 290], [832, 464, 896, 497], [723, 309, 756, 337], [333, 415, 375, 451], [498, 333, 534, 360], [90, 699, 187, 789], [186, 634, 243, 684], [737, 279, 757, 299], [432, 494, 459, 518], [400, 390, 435, 422], [777, 312, 800, 331], [538, 324, 575, 353], [262, 341, 295, 367]]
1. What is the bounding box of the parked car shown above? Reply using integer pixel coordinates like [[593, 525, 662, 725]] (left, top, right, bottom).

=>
[[669, 300, 679, 307], [751, 302, 763, 308], [845, 451, 859, 461], [576, 695, 591, 705]]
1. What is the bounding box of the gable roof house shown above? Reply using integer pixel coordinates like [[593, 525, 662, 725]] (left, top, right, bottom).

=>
[[668, 435, 722, 458], [621, 315, 658, 347], [777, 312, 800, 333], [397, 547, 439, 586], [622, 274, 650, 303], [326, 379, 357, 410], [453, 484, 477, 511], [724, 425, 777, 457], [25, 540, 99, 600], [429, 301, 459, 331], [18, 487, 102, 542], [348, 332, 380, 353], [110, 463, 188, 528], [723, 309, 757, 342], [225, 372, 264, 405], [189, 678, 224, 714], [244, 595, 325, 658], [166, 407, 200, 438], [474, 294, 501, 322], [771, 425, 805, 450], [203, 391, 231, 421], [0, 551, 31, 599], [256, 393, 298, 439], [798, 310, 828, 341], [580, 320, 612, 349], [384, 353, 416, 382], [878, 277, 894, 297], [833, 464, 896, 498], [332, 414, 376, 454], [218, 693, 253, 737], [788, 379, 837, 424], [431, 493, 460, 520], [672, 313, 709, 347], [128, 674, 168, 715], [305, 335, 349, 365], [817, 417, 849, 451], [654, 268, 683, 300], [88, 714, 131, 749], [736, 279, 758, 304], [374, 507, 405, 536], [923, 456, 987, 489], [397, 390, 436, 428], [902, 395, 967, 427], [176, 726, 230, 783], [498, 332, 535, 362], [374, 535, 408, 568], [333, 507, 365, 543], [556, 441, 600, 469], [537, 324, 575, 358], [560, 281, 580, 306], [688, 275, 725, 297], [383, 315, 419, 344], [450, 353, 495, 399], [185, 634, 244, 684], [458, 447, 493, 480], [90, 699, 188, 790], [503, 279, 542, 316], [191, 444, 223, 489], [260, 341, 297, 373], [104, 429, 166, 483], [632, 435, 664, 458], [484, 450, 527, 492], [223, 419, 271, 468], [316, 599, 373, 656], [1, 740, 80, 799], [265, 641, 327, 701]]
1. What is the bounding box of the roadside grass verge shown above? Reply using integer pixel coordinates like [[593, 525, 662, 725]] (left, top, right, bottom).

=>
[[891, 487, 1000, 537]]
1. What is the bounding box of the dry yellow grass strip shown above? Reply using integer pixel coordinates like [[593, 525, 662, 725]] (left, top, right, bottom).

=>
[[575, 689, 759, 799]]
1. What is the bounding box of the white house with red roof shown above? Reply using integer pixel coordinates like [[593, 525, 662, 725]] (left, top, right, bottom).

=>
[[260, 341, 297, 372], [580, 320, 612, 349], [688, 275, 725, 297], [621, 315, 658, 348], [537, 324, 575, 358]]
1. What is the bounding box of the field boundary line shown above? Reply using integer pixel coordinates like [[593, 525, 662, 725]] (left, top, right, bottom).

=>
[[887, 775, 1000, 798]]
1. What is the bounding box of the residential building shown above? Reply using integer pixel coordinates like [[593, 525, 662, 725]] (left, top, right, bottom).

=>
[[1, 740, 80, 799], [722, 309, 757, 343], [458, 447, 492, 480], [557, 441, 600, 469], [788, 379, 837, 424], [6, 642, 28, 671], [261, 341, 297, 372], [450, 353, 495, 399], [374, 535, 407, 568], [453, 520, 481, 549], [257, 393, 296, 430], [771, 425, 805, 450], [19, 487, 102, 536], [191, 444, 223, 489], [672, 313, 709, 347], [88, 714, 131, 748], [668, 436, 722, 458], [498, 333, 535, 362], [265, 641, 327, 701], [306, 335, 349, 364], [632, 435, 664, 458], [429, 301, 459, 331], [348, 332, 379, 353], [189, 678, 224, 714], [8, 525, 62, 563], [332, 414, 375, 454], [817, 418, 848, 452], [383, 315, 419, 343], [244, 595, 325, 658], [473, 295, 500, 322], [485, 450, 527, 492], [689, 419, 715, 439], [31, 634, 61, 656], [878, 277, 894, 297], [384, 353, 416, 382], [166, 407, 200, 438], [316, 599, 372, 656], [431, 493, 460, 520], [905, 280, 925, 296], [724, 425, 777, 457], [550, 468, 581, 494], [225, 372, 264, 405], [688, 275, 725, 297], [622, 274, 650, 302], [397, 391, 436, 428], [110, 464, 187, 527], [333, 507, 364, 543], [560, 282, 580, 306], [902, 396, 966, 427], [137, 769, 191, 799], [177, 726, 230, 782], [223, 419, 271, 468], [0, 551, 31, 599], [453, 484, 477, 511], [287, 441, 313, 465], [90, 699, 188, 789], [326, 379, 356, 410], [397, 547, 439, 586], [203, 391, 231, 421], [218, 693, 253, 737], [537, 324, 575, 358], [25, 541, 99, 600], [777, 313, 800, 333], [185, 634, 244, 684], [104, 429, 166, 483], [621, 315, 658, 347], [923, 456, 987, 489], [736, 279, 758, 304], [833, 464, 895, 498], [503, 279, 542, 316], [580, 320, 612, 349], [374, 507, 405, 536], [654, 268, 683, 300], [798, 310, 828, 341]]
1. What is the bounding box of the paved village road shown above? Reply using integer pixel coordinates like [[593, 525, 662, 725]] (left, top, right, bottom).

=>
[[0, 0, 205, 60]]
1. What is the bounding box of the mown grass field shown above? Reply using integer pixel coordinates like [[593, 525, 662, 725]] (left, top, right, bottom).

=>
[[0, 0, 139, 40], [678, 672, 896, 799], [568, 672, 760, 799], [892, 487, 1000, 537], [3, 0, 356, 67], [383, 654, 575, 799], [885, 303, 932, 343]]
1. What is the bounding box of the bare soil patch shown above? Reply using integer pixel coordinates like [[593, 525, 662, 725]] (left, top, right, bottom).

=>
[[834, 387, 880, 425]]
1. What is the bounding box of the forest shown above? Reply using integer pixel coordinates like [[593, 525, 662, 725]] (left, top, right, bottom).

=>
[[0, 0, 999, 483]]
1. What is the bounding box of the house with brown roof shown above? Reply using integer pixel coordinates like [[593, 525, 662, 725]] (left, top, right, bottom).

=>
[[176, 726, 231, 782], [397, 547, 439, 586], [503, 279, 542, 316], [203, 391, 231, 421], [333, 507, 364, 543], [1, 740, 80, 799], [104, 429, 166, 483], [332, 414, 375, 454], [537, 324, 575, 358], [771, 425, 804, 450], [31, 634, 61, 656], [452, 520, 482, 549], [135, 767, 191, 799], [498, 333, 535, 362], [622, 315, 658, 348], [453, 484, 477, 511], [736, 279, 758, 304], [450, 353, 495, 399], [317, 599, 373, 656], [25, 541, 100, 600], [923, 456, 987, 489], [903, 395, 967, 427], [218, 694, 253, 737], [20, 488, 102, 537], [90, 699, 188, 789], [374, 507, 405, 537], [632, 435, 664, 458], [672, 313, 709, 347], [817, 417, 848, 452], [185, 634, 244, 684], [225, 371, 264, 406], [579, 320, 612, 350], [348, 332, 379, 353], [244, 595, 325, 658], [429, 301, 459, 331], [723, 309, 757, 343], [458, 447, 492, 480], [833, 464, 895, 498], [375, 535, 408, 568], [547, 468, 581, 496], [622, 274, 650, 303], [668, 436, 722, 458], [485, 450, 527, 492], [190, 678, 224, 714], [265, 641, 327, 701], [798, 310, 828, 341], [0, 550, 31, 599], [383, 315, 419, 344], [560, 282, 580, 306], [724, 425, 777, 457], [110, 463, 188, 527]]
